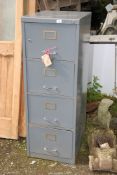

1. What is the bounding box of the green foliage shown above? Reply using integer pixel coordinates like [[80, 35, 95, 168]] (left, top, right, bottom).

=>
[[87, 76, 103, 103], [87, 76, 117, 117], [109, 97, 117, 117]]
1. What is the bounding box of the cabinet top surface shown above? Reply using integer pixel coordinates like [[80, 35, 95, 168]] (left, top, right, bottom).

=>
[[22, 11, 91, 24]]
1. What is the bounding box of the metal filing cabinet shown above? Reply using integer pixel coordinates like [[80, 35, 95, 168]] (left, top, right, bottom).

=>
[[22, 11, 91, 164]]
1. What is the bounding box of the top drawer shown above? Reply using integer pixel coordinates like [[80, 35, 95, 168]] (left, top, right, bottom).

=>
[[25, 23, 76, 61]]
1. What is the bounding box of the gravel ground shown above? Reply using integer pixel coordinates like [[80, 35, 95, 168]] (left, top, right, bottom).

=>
[[0, 138, 114, 175]]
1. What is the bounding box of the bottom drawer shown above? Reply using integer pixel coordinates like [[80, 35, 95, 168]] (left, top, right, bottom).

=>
[[28, 127, 73, 159]]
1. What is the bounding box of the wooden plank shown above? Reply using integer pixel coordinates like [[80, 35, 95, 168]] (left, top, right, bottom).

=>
[[43, 0, 49, 10], [36, 0, 41, 11], [0, 42, 14, 138], [11, 0, 23, 139], [0, 42, 14, 119], [44, 0, 82, 10], [0, 119, 12, 139], [19, 65, 26, 137], [27, 0, 36, 15], [5, 55, 14, 118], [76, 0, 81, 11], [0, 41, 14, 44], [0, 43, 14, 124], [46, 0, 58, 10], [19, 0, 36, 137], [0, 42, 14, 56], [0, 55, 8, 118]]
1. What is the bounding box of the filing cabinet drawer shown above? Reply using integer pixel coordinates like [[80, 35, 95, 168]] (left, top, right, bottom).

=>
[[25, 23, 76, 61], [29, 127, 73, 159], [26, 60, 74, 97], [28, 95, 74, 129]]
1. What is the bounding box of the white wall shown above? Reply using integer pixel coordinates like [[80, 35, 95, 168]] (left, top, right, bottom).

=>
[[91, 44, 116, 96]]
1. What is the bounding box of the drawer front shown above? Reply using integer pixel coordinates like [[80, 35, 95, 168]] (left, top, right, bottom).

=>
[[28, 95, 74, 129], [25, 23, 76, 61], [26, 60, 74, 97], [29, 127, 73, 159]]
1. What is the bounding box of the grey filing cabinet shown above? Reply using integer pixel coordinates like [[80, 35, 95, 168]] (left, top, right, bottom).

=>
[[22, 11, 91, 164]]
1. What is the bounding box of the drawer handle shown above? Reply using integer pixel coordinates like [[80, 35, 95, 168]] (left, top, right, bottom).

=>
[[42, 85, 59, 93], [42, 50, 57, 55], [43, 117, 60, 126], [43, 147, 58, 155], [41, 47, 57, 55]]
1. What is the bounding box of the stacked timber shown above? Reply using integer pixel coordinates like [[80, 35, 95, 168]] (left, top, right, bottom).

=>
[[37, 0, 90, 11]]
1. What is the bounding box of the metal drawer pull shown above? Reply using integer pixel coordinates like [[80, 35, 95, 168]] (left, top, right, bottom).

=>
[[43, 117, 59, 126], [43, 147, 58, 155], [42, 85, 59, 93]]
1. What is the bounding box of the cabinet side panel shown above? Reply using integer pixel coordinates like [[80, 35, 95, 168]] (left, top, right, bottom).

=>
[[22, 22, 30, 154], [75, 14, 91, 158]]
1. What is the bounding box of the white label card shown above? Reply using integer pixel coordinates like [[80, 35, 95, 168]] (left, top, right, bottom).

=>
[[41, 54, 52, 67], [56, 19, 62, 23], [105, 3, 113, 12]]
